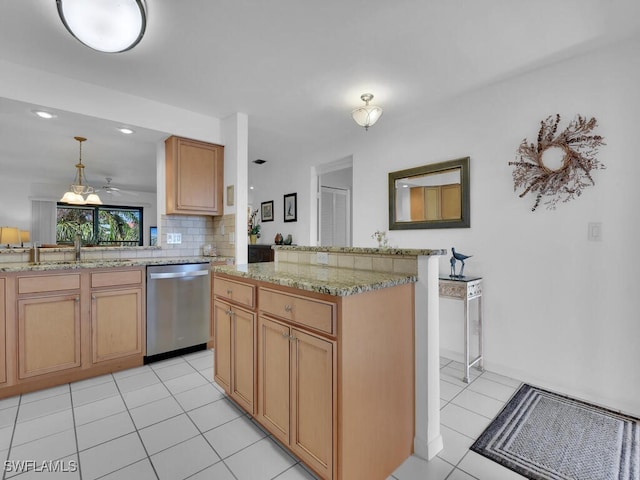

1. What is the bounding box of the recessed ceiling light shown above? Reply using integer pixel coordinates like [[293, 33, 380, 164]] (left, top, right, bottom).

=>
[[253, 159, 267, 164], [117, 127, 135, 135], [249, 186, 255, 190], [32, 110, 56, 119]]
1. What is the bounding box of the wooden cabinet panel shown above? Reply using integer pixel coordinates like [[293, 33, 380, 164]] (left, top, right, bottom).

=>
[[214, 300, 232, 392], [18, 294, 81, 379], [166, 135, 224, 216], [91, 270, 142, 288], [257, 316, 291, 443], [0, 278, 5, 385], [214, 277, 255, 308], [92, 288, 143, 363], [214, 299, 255, 413], [259, 288, 335, 335], [231, 306, 255, 413], [18, 273, 80, 294], [291, 328, 334, 478]]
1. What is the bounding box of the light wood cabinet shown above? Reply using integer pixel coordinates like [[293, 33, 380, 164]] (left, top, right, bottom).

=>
[[18, 293, 81, 379], [90, 269, 144, 364], [214, 272, 414, 480], [214, 299, 256, 414], [1, 267, 145, 398], [91, 288, 143, 363], [165, 135, 224, 216], [258, 316, 335, 478], [0, 278, 6, 385]]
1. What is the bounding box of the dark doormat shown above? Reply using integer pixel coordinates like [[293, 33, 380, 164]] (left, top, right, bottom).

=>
[[470, 384, 639, 480]]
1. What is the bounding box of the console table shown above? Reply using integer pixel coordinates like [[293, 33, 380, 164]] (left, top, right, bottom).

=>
[[439, 276, 484, 383]]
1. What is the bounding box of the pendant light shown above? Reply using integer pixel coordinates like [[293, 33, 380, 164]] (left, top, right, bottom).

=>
[[352, 93, 383, 131], [60, 137, 103, 205], [56, 0, 147, 53]]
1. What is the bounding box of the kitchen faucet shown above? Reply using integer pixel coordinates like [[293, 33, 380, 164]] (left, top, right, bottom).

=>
[[74, 233, 82, 261]]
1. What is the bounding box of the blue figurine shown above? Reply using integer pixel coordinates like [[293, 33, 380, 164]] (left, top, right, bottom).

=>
[[449, 256, 457, 277], [451, 247, 472, 277]]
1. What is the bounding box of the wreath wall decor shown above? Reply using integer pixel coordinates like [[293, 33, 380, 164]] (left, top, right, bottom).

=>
[[509, 114, 605, 211]]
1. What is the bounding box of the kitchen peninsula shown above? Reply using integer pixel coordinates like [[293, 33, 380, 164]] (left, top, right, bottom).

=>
[[212, 245, 446, 480]]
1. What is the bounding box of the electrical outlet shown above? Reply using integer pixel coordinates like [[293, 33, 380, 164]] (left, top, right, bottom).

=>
[[317, 252, 329, 265], [166, 233, 182, 244]]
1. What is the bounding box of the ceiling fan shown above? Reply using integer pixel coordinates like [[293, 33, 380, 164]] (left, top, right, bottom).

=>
[[98, 177, 138, 196]]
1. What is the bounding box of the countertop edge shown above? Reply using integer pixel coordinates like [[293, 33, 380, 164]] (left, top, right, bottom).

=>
[[0, 256, 234, 273], [213, 263, 417, 297], [271, 245, 447, 256]]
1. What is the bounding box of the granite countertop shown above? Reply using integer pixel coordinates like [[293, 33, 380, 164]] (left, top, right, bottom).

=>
[[271, 245, 447, 256], [0, 256, 234, 273], [212, 261, 416, 296]]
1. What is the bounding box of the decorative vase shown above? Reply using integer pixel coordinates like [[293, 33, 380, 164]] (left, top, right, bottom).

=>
[[274, 233, 282, 245], [249, 234, 257, 244], [284, 234, 292, 245]]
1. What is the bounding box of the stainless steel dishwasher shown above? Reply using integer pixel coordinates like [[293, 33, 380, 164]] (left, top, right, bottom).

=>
[[146, 263, 210, 362]]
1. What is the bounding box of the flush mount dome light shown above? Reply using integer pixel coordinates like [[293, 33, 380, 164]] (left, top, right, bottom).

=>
[[56, 0, 147, 53]]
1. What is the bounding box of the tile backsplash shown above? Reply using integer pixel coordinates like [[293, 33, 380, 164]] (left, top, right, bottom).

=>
[[161, 213, 235, 257]]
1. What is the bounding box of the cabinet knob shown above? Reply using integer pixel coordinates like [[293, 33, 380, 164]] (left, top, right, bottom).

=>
[[91, 295, 96, 300], [226, 310, 233, 316], [284, 304, 292, 313], [281, 331, 289, 338], [75, 297, 80, 303], [226, 289, 232, 295]]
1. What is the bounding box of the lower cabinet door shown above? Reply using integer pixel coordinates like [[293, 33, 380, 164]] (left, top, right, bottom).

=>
[[214, 300, 232, 392], [257, 316, 291, 444], [231, 306, 255, 413], [92, 288, 143, 363], [291, 329, 335, 479], [17, 294, 81, 379]]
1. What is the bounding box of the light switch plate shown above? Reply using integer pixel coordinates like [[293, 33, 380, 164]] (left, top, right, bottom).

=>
[[588, 222, 602, 241]]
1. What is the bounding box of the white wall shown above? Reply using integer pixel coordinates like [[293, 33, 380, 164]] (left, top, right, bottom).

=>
[[250, 37, 640, 416]]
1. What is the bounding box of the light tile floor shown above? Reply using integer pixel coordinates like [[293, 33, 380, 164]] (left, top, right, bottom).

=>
[[0, 351, 526, 480]]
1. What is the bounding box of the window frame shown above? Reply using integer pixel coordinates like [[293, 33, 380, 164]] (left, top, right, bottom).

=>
[[56, 202, 144, 246]]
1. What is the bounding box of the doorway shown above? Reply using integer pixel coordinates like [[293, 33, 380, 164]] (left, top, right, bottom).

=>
[[315, 159, 353, 247]]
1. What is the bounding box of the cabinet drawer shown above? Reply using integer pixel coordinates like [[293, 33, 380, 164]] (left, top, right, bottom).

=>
[[91, 269, 143, 288], [214, 277, 255, 308], [18, 274, 81, 294], [259, 288, 335, 335]]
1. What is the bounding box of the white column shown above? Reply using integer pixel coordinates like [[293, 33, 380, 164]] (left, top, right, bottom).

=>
[[414, 254, 443, 459]]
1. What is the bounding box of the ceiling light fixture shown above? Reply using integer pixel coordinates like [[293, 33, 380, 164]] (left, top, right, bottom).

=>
[[60, 137, 103, 205], [352, 93, 383, 131], [56, 0, 147, 53], [117, 127, 135, 135], [32, 110, 56, 119]]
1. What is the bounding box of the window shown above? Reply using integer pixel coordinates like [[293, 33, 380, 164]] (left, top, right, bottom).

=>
[[57, 204, 143, 246]]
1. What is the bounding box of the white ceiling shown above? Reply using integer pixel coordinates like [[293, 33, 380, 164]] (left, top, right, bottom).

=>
[[1, 0, 639, 194]]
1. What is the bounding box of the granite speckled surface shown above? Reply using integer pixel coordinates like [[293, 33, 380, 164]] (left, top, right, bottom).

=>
[[272, 245, 447, 256], [0, 256, 233, 273], [213, 261, 416, 296]]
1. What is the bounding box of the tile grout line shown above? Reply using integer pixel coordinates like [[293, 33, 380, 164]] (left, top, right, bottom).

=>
[[68, 381, 83, 480], [1, 394, 21, 480]]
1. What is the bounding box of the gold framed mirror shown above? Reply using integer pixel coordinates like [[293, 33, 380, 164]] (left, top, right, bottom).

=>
[[388, 157, 470, 230]]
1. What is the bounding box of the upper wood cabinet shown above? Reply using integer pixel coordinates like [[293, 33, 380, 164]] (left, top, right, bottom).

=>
[[165, 135, 224, 216]]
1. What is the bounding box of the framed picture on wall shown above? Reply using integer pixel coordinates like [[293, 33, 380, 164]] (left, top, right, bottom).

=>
[[284, 193, 297, 222], [261, 200, 274, 222]]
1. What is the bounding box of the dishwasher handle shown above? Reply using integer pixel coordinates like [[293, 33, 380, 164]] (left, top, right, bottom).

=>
[[149, 270, 209, 280]]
